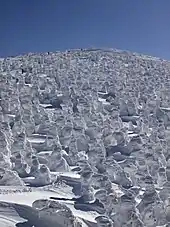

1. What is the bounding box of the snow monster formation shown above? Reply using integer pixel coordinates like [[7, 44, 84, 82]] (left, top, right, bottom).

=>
[[1, 48, 170, 226]]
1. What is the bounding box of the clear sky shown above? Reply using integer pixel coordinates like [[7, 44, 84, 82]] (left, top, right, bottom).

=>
[[0, 0, 170, 59]]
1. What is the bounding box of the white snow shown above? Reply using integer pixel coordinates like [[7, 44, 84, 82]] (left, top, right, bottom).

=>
[[98, 97, 109, 105], [27, 137, 46, 143], [0, 191, 58, 206], [39, 104, 53, 108], [0, 188, 97, 224]]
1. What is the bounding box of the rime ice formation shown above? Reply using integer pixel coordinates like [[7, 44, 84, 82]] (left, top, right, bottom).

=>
[[1, 48, 170, 226]]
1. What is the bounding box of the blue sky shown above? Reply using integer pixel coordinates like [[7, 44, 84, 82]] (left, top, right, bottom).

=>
[[0, 0, 170, 59]]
